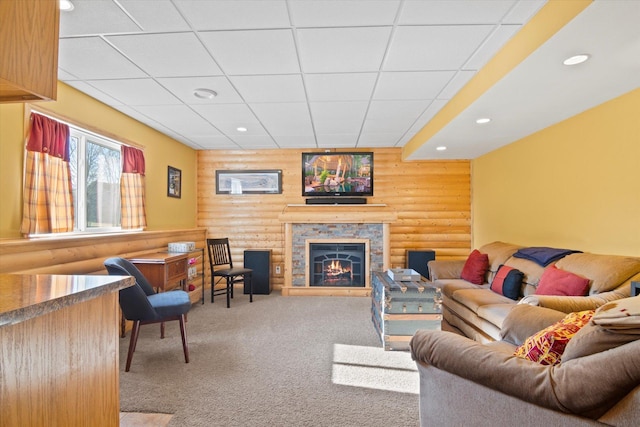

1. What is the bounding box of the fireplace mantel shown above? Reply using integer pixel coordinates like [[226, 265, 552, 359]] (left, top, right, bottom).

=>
[[279, 204, 397, 296]]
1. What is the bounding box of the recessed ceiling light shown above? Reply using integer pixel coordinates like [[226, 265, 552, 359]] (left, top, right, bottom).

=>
[[436, 146, 447, 151], [563, 54, 590, 66], [236, 127, 247, 132], [476, 118, 491, 124], [193, 88, 217, 99], [59, 0, 74, 11]]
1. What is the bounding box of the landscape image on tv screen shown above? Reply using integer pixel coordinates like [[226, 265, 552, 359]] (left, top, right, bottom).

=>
[[302, 152, 373, 197]]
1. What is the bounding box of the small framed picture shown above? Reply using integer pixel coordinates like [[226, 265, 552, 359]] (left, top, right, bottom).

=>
[[216, 169, 282, 195], [167, 166, 181, 198]]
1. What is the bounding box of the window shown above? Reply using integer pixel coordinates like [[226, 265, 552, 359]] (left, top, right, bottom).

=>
[[68, 127, 122, 232]]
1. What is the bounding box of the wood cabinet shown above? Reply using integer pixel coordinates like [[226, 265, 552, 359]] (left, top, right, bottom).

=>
[[0, 0, 59, 103]]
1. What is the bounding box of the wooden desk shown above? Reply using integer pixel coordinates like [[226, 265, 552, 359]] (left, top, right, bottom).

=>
[[128, 252, 189, 292]]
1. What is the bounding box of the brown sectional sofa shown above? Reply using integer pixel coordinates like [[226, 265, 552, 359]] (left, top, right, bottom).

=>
[[428, 241, 640, 343]]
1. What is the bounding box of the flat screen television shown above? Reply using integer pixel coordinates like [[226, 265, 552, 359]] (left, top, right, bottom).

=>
[[302, 152, 373, 197]]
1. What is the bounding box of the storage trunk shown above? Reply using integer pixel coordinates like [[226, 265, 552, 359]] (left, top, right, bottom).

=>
[[371, 271, 442, 351]]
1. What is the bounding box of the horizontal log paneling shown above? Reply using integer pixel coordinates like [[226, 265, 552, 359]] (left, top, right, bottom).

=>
[[198, 148, 470, 290]]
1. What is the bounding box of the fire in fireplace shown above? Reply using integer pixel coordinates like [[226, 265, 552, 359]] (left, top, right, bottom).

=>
[[309, 243, 365, 287]]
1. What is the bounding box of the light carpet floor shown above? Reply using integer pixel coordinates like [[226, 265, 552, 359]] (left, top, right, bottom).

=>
[[119, 293, 420, 426]]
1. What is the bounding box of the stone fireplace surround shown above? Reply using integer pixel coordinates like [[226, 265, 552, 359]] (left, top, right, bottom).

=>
[[278, 204, 397, 296]]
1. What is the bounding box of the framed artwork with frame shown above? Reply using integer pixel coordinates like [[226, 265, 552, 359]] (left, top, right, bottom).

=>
[[167, 166, 181, 198], [216, 169, 282, 195]]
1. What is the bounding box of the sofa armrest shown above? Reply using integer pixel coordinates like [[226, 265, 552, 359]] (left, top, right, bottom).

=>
[[519, 290, 627, 313], [428, 260, 465, 280], [410, 330, 640, 419]]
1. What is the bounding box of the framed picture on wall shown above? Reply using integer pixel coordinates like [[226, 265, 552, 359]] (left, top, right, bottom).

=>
[[216, 169, 282, 194], [167, 166, 181, 198]]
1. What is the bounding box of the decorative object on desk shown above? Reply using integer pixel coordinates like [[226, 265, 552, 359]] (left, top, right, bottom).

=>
[[168, 241, 195, 252], [215, 169, 282, 194], [387, 268, 421, 282], [167, 166, 181, 198]]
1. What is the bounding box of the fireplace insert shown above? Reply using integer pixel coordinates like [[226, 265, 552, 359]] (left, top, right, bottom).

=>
[[309, 243, 365, 287]]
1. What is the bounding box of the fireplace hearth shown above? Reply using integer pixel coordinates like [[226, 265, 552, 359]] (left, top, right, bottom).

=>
[[309, 243, 365, 287]]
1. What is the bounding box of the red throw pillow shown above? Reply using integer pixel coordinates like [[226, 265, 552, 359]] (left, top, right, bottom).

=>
[[535, 265, 590, 296], [460, 249, 489, 285]]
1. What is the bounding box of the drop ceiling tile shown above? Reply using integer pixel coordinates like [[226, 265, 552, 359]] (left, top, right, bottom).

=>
[[273, 135, 317, 148], [87, 79, 181, 106], [363, 100, 429, 133], [289, 0, 400, 27], [57, 69, 78, 80], [191, 104, 264, 135], [63, 81, 124, 106], [383, 25, 494, 71], [305, 73, 378, 101], [107, 33, 222, 77], [133, 105, 222, 135], [200, 30, 299, 75], [174, 0, 290, 30], [316, 134, 360, 148], [399, 0, 516, 25], [59, 0, 140, 37], [118, 0, 191, 32], [186, 136, 239, 150], [229, 75, 306, 103], [297, 27, 392, 73], [228, 135, 278, 149], [359, 133, 403, 147], [58, 37, 146, 80], [310, 102, 368, 134], [438, 71, 476, 99], [374, 71, 456, 100], [464, 25, 521, 70], [503, 0, 547, 24], [157, 77, 243, 104], [251, 103, 314, 136], [401, 99, 449, 139]]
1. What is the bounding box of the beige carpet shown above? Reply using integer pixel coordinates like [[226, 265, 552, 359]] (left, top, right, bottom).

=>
[[118, 293, 420, 426]]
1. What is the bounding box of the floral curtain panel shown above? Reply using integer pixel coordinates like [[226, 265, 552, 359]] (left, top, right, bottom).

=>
[[120, 145, 147, 229], [21, 113, 74, 235]]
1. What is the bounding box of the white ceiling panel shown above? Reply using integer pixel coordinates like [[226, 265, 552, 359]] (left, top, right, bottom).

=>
[[438, 71, 476, 99], [316, 134, 360, 148], [374, 71, 456, 100], [251, 103, 314, 136], [502, 0, 547, 24], [363, 100, 430, 133], [133, 105, 222, 135], [186, 135, 239, 150], [464, 25, 522, 70], [157, 76, 244, 104], [384, 25, 494, 71], [229, 75, 306, 103], [64, 80, 124, 106], [200, 30, 299, 75], [107, 33, 223, 77], [273, 135, 317, 148], [174, 0, 290, 31], [118, 0, 191, 32], [289, 0, 400, 27], [305, 73, 378, 102], [297, 27, 392, 73], [191, 104, 263, 135], [359, 132, 404, 147], [228, 135, 278, 149], [310, 102, 368, 134], [59, 0, 140, 36], [399, 0, 516, 25], [58, 37, 146, 80], [87, 79, 181, 106]]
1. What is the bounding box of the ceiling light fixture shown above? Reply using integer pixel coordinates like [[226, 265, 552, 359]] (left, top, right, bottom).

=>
[[193, 88, 217, 99], [436, 146, 447, 151], [59, 0, 74, 11], [475, 118, 491, 124], [563, 54, 590, 66], [236, 127, 247, 132]]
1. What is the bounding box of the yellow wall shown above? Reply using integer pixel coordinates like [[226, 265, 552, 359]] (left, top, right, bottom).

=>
[[472, 88, 640, 256], [0, 82, 197, 238]]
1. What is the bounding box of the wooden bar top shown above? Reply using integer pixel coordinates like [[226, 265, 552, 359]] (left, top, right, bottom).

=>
[[0, 273, 134, 327], [128, 251, 188, 263]]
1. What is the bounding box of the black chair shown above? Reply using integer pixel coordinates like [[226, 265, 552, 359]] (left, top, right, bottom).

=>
[[206, 238, 253, 308], [104, 257, 191, 372]]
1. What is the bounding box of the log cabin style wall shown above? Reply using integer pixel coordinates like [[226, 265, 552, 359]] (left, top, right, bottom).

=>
[[198, 147, 471, 291]]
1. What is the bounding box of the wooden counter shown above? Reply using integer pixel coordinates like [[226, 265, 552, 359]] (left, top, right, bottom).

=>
[[0, 273, 134, 427]]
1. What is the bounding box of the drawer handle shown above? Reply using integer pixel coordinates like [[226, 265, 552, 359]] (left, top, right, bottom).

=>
[[402, 304, 406, 313]]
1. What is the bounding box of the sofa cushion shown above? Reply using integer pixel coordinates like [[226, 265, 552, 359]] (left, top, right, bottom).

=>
[[451, 288, 512, 313], [500, 304, 567, 346], [513, 309, 595, 365], [535, 265, 590, 297], [504, 256, 546, 287], [562, 297, 640, 361], [478, 241, 522, 279], [476, 303, 517, 330], [490, 265, 523, 300], [460, 249, 489, 285], [555, 253, 640, 294]]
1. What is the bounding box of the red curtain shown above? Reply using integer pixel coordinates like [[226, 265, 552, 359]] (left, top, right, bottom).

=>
[[120, 145, 147, 229]]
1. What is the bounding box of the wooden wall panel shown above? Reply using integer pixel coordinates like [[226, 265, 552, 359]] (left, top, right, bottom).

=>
[[197, 148, 471, 290]]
